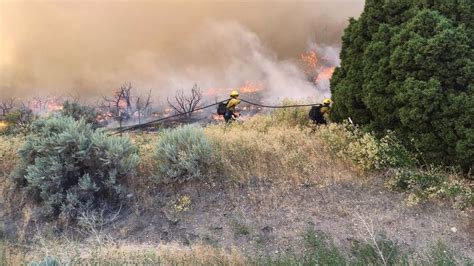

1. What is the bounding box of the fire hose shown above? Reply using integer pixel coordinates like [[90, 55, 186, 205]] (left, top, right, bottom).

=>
[[111, 100, 228, 134], [239, 99, 319, 108], [111, 98, 321, 134]]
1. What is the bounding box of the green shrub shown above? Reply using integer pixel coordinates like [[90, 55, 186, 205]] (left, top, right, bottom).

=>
[[423, 242, 473, 266], [256, 229, 347, 265], [256, 230, 472, 265], [61, 101, 99, 128], [15, 116, 139, 221], [378, 132, 416, 168], [331, 0, 473, 171], [389, 168, 442, 192], [351, 233, 407, 266], [303, 229, 347, 265], [317, 122, 413, 172], [388, 168, 473, 208], [153, 125, 213, 183]]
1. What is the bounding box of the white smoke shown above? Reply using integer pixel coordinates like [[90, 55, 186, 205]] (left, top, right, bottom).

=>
[[1, 0, 362, 104], [158, 21, 338, 104]]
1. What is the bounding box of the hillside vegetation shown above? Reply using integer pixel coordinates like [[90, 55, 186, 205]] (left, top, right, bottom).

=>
[[0, 105, 472, 264]]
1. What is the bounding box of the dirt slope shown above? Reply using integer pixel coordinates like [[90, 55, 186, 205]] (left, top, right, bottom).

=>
[[107, 176, 473, 260]]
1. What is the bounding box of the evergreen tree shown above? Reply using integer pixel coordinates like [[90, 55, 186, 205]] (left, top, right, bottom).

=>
[[331, 0, 473, 170]]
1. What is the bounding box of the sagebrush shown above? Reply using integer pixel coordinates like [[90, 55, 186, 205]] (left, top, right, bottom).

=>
[[61, 101, 99, 128], [14, 116, 139, 221], [153, 125, 213, 183]]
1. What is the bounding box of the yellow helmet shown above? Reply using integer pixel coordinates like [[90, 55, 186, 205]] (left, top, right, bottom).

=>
[[230, 90, 239, 97], [323, 98, 332, 105]]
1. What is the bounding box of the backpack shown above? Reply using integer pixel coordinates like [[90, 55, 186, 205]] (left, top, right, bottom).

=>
[[309, 104, 324, 122], [217, 101, 228, 115]]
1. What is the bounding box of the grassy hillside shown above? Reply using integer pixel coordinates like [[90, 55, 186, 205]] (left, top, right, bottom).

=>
[[0, 107, 472, 264]]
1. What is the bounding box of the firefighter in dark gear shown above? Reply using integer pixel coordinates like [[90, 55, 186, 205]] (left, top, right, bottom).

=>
[[309, 98, 332, 125], [224, 90, 241, 123]]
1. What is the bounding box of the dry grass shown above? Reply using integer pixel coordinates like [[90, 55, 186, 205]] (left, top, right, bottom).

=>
[[126, 132, 159, 211], [269, 99, 312, 128], [0, 135, 25, 217], [2, 240, 247, 265], [117, 112, 383, 190], [98, 243, 246, 265], [205, 115, 359, 185], [0, 135, 24, 178]]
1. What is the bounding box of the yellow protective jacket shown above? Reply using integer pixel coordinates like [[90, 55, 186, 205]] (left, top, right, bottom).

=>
[[226, 98, 241, 112], [320, 106, 330, 115]]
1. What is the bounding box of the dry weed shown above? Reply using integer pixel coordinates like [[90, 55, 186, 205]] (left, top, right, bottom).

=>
[[5, 241, 247, 265], [126, 132, 159, 211], [0, 135, 24, 178], [17, 206, 34, 243], [205, 116, 358, 185], [129, 132, 158, 177]]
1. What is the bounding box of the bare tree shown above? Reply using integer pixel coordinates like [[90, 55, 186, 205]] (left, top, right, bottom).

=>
[[0, 98, 15, 117], [167, 84, 203, 117], [101, 83, 134, 127], [65, 91, 81, 103], [32, 96, 49, 112], [135, 89, 152, 124]]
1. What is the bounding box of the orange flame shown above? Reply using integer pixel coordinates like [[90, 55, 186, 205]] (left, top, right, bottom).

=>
[[301, 50, 336, 83], [118, 99, 128, 109], [203, 87, 221, 96], [211, 114, 224, 121], [46, 102, 63, 112], [301, 51, 318, 73], [204, 81, 263, 97], [238, 82, 263, 94], [315, 67, 335, 82], [28, 98, 63, 114]]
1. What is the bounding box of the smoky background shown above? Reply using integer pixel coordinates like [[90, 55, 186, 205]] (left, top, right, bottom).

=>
[[0, 0, 364, 103]]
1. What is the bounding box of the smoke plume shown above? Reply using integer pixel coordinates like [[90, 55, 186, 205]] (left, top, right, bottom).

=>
[[0, 0, 364, 103]]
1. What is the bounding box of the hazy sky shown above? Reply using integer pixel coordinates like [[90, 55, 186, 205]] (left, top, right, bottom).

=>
[[0, 0, 364, 101]]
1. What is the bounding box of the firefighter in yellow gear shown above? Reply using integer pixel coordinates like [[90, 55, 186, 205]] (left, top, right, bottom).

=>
[[224, 90, 241, 122], [309, 98, 332, 124]]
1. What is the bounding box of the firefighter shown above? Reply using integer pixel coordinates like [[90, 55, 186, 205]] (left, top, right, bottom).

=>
[[224, 90, 241, 123], [309, 98, 332, 125]]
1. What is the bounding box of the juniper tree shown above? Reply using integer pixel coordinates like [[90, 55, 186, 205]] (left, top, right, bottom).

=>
[[331, 0, 473, 171]]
